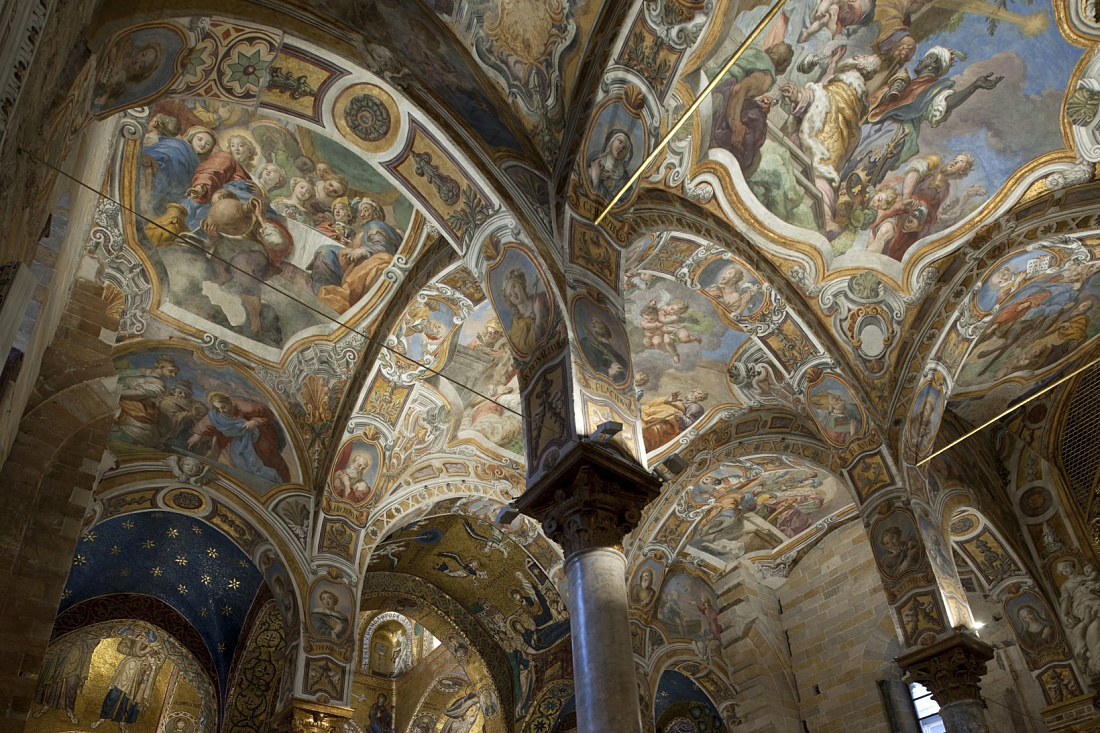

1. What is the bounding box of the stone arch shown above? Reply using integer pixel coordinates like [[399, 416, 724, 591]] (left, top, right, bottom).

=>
[[0, 272, 122, 720], [38, 614, 219, 730], [945, 501, 1085, 707], [224, 597, 288, 733], [359, 573, 513, 732], [359, 611, 414, 673]]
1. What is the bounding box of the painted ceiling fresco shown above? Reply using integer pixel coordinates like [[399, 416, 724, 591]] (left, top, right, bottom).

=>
[[110, 345, 302, 492], [422, 0, 605, 159], [60, 513, 265, 691], [688, 0, 1083, 277], [126, 99, 414, 349], [624, 232, 812, 456], [947, 235, 1100, 424], [305, 0, 533, 157], [51, 0, 1100, 724]]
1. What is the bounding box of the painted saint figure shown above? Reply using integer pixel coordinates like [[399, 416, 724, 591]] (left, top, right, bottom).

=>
[[369, 692, 396, 733], [89, 629, 164, 733], [1015, 604, 1056, 651], [33, 637, 98, 724], [440, 692, 482, 733], [500, 266, 550, 355], [310, 589, 350, 641], [110, 355, 179, 448], [578, 314, 629, 385], [878, 524, 922, 577], [333, 452, 373, 504], [630, 567, 658, 608], [711, 42, 793, 173], [587, 128, 634, 199], [315, 198, 401, 314], [1057, 561, 1100, 676], [810, 389, 863, 444], [188, 392, 290, 483], [641, 389, 709, 452]]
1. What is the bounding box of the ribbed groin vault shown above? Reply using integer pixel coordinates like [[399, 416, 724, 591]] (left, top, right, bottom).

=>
[[1, 1, 1100, 732]]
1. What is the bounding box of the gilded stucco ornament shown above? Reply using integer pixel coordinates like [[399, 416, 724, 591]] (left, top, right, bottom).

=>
[[343, 93, 390, 142]]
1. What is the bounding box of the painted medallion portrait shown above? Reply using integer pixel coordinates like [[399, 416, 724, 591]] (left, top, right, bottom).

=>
[[629, 557, 665, 613], [908, 378, 945, 457], [583, 99, 646, 202], [486, 245, 555, 359], [572, 296, 632, 387], [806, 375, 866, 447], [871, 510, 926, 580], [308, 580, 354, 643], [329, 438, 381, 507], [92, 24, 188, 116], [1005, 590, 1060, 653]]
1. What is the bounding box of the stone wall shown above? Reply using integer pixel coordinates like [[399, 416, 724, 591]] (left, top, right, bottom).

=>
[[0, 275, 119, 730], [776, 521, 896, 733], [716, 562, 800, 731]]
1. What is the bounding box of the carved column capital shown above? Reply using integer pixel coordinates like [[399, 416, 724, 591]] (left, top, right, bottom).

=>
[[896, 631, 995, 706], [515, 441, 661, 557], [272, 699, 353, 733]]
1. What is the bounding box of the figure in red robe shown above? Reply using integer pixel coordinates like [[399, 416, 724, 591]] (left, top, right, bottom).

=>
[[188, 392, 290, 483]]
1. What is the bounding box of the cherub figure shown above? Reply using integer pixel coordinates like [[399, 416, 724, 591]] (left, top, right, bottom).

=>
[[641, 292, 706, 363], [166, 455, 213, 486]]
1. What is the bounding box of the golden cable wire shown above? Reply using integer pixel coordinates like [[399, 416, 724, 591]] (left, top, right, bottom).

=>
[[918, 351, 1100, 466], [594, 0, 789, 225]]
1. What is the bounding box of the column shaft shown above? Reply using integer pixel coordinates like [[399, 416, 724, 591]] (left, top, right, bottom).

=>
[[938, 700, 991, 733], [567, 547, 642, 733]]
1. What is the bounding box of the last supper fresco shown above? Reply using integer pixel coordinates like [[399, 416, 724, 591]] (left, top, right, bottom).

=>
[[126, 99, 414, 348]]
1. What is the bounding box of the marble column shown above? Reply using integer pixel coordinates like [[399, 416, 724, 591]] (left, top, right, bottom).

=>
[[896, 631, 995, 733], [514, 441, 661, 733]]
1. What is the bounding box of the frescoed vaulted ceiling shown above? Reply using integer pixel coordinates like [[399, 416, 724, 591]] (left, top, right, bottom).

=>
[[26, 0, 1100, 721]]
